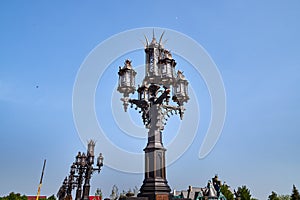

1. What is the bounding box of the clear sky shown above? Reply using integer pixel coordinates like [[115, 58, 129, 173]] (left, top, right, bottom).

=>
[[1, 1, 300, 200]]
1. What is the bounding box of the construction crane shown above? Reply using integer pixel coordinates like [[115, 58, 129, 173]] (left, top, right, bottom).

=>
[[36, 159, 46, 200]]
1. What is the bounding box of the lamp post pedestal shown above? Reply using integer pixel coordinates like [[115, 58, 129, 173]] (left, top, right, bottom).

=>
[[82, 184, 90, 200], [82, 166, 91, 200], [138, 104, 171, 200]]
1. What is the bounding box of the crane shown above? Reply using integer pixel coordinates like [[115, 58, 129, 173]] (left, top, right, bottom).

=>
[[36, 159, 46, 200]]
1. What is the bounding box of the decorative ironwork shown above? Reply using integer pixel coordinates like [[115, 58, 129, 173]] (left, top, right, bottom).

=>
[[117, 31, 189, 200]]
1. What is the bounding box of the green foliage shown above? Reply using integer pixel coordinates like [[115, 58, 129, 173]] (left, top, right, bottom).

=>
[[0, 192, 27, 200], [267, 190, 292, 200], [278, 195, 291, 200], [220, 184, 234, 200], [237, 185, 252, 200], [46, 195, 56, 200], [269, 191, 280, 200], [291, 185, 300, 200]]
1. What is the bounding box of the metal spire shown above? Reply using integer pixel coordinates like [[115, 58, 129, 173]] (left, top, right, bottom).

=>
[[143, 34, 149, 47], [152, 29, 155, 39], [159, 31, 165, 46]]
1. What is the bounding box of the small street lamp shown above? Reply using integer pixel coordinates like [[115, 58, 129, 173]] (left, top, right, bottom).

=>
[[57, 140, 104, 200], [82, 141, 104, 200]]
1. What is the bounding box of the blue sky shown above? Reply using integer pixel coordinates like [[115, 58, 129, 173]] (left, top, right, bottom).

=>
[[1, 1, 300, 199]]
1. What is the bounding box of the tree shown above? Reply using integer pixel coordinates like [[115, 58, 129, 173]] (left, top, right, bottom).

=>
[[237, 185, 252, 200], [269, 191, 279, 200], [291, 185, 300, 200], [0, 192, 27, 200], [220, 184, 234, 200], [47, 195, 56, 200], [278, 195, 291, 200]]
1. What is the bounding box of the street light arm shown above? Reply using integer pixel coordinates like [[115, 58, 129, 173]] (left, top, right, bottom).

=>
[[129, 99, 149, 110], [91, 167, 102, 173], [154, 89, 170, 105]]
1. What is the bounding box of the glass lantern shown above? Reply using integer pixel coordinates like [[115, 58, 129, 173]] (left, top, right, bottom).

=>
[[81, 153, 87, 166], [76, 152, 81, 165], [97, 153, 104, 167], [63, 177, 68, 185], [87, 140, 95, 157], [145, 41, 161, 84], [173, 70, 189, 104], [70, 163, 76, 174], [117, 59, 136, 97], [159, 50, 176, 87], [138, 85, 149, 101]]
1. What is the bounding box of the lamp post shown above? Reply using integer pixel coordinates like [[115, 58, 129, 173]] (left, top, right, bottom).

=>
[[57, 163, 78, 200], [82, 141, 104, 200], [58, 140, 104, 200], [117, 32, 189, 200], [74, 152, 86, 200], [57, 177, 68, 200]]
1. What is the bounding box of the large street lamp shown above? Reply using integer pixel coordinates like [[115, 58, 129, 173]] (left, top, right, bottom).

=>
[[117, 32, 189, 200]]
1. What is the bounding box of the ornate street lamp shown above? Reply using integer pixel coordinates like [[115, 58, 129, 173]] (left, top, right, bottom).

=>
[[82, 141, 104, 200], [117, 32, 189, 200], [74, 152, 85, 200], [59, 141, 104, 200]]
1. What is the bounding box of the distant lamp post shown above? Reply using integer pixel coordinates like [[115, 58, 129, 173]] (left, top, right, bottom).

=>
[[58, 140, 104, 200], [82, 140, 104, 200], [57, 177, 68, 200], [117, 31, 189, 200], [74, 152, 86, 200]]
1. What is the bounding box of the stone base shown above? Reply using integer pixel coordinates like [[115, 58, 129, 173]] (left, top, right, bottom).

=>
[[138, 177, 172, 200], [137, 193, 173, 200]]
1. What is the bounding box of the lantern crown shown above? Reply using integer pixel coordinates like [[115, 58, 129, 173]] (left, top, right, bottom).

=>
[[117, 31, 189, 120]]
